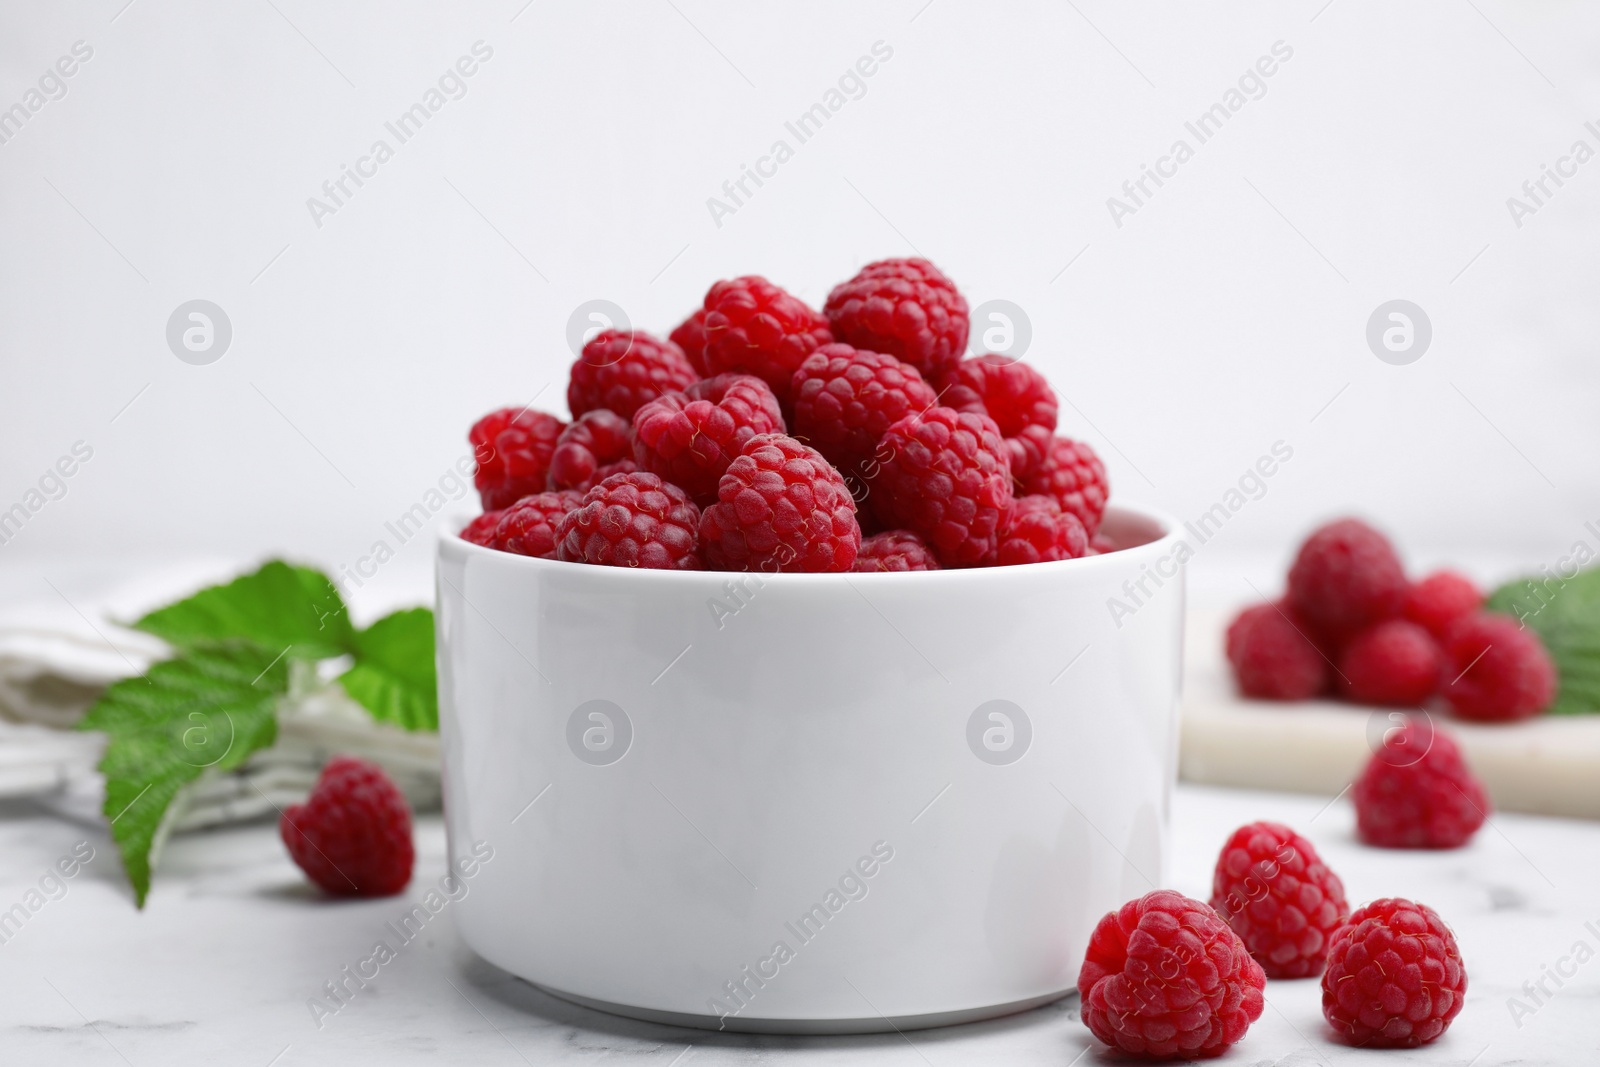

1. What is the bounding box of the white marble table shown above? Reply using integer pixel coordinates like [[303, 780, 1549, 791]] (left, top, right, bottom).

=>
[[1, 783, 1593, 1066]]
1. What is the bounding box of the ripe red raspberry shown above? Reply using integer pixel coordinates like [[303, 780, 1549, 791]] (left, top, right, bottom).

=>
[[996, 494, 1087, 566], [547, 409, 634, 492], [567, 329, 698, 420], [1209, 822, 1349, 979], [868, 407, 1011, 568], [1287, 519, 1408, 643], [1078, 890, 1265, 1060], [469, 407, 566, 510], [632, 374, 785, 505], [1354, 716, 1488, 848], [280, 756, 414, 897], [1017, 435, 1109, 537], [1322, 898, 1466, 1048], [1226, 602, 1328, 700], [555, 472, 701, 569], [1441, 611, 1556, 722], [852, 529, 941, 572], [790, 343, 938, 475], [460, 510, 503, 547], [698, 276, 833, 403], [937, 355, 1058, 438], [1339, 620, 1443, 707], [824, 258, 969, 379], [1403, 570, 1482, 639], [1001, 423, 1053, 482], [1089, 532, 1116, 556], [490, 490, 583, 558], [670, 307, 711, 374], [699, 434, 860, 573]]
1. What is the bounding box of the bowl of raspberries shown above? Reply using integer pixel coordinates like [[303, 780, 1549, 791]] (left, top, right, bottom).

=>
[[435, 259, 1187, 1031]]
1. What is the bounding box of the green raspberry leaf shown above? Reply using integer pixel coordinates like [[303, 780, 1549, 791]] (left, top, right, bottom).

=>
[[338, 607, 437, 731], [77, 641, 290, 907], [133, 561, 353, 661], [1487, 567, 1600, 715]]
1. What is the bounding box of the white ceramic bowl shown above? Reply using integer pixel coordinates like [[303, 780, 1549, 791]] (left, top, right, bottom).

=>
[[435, 504, 1184, 1033]]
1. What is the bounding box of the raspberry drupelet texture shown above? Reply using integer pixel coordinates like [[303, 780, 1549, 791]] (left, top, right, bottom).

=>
[[555, 472, 701, 570], [1339, 619, 1443, 707], [1226, 602, 1328, 700], [1287, 518, 1408, 644], [1017, 435, 1109, 537], [823, 258, 969, 380], [852, 529, 941, 572], [1353, 716, 1488, 848], [567, 329, 698, 420], [1403, 570, 1483, 640], [1321, 898, 1467, 1048], [1077, 889, 1266, 1060], [789, 343, 939, 476], [669, 307, 711, 375], [459, 510, 504, 547], [996, 494, 1087, 566], [868, 406, 1012, 568], [697, 276, 833, 404], [1209, 821, 1349, 979], [490, 490, 583, 558], [280, 756, 414, 897], [547, 409, 635, 492], [1441, 611, 1556, 722], [1002, 423, 1053, 482], [938, 355, 1058, 438], [699, 434, 860, 573], [632, 374, 785, 505], [469, 407, 566, 510]]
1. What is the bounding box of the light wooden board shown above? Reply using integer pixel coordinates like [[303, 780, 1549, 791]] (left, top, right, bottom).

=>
[[1180, 610, 1600, 819]]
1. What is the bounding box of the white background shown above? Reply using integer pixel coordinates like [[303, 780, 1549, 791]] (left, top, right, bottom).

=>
[[2, 0, 1598, 617]]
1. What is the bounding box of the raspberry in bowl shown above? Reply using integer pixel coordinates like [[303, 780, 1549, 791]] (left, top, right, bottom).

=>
[[435, 258, 1185, 1033]]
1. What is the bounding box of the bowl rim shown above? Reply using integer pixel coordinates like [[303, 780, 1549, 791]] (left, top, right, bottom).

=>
[[438, 501, 1184, 586]]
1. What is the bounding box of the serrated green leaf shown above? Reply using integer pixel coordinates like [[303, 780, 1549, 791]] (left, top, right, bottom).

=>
[[133, 561, 353, 661], [77, 642, 289, 907], [1487, 567, 1600, 715], [338, 607, 437, 731]]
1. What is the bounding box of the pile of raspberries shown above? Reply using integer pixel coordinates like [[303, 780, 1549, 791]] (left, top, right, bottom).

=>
[[1227, 517, 1556, 722], [459, 258, 1112, 572], [1081, 810, 1469, 1058]]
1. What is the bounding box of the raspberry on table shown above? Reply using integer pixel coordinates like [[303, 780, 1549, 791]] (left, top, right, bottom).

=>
[[670, 307, 711, 375], [1226, 602, 1328, 700], [996, 494, 1087, 566], [555, 472, 701, 569], [459, 510, 504, 547], [1403, 570, 1483, 639], [868, 406, 1012, 568], [1441, 611, 1556, 722], [547, 409, 634, 492], [1016, 435, 1108, 537], [699, 434, 860, 573], [491, 490, 583, 558], [280, 756, 414, 897], [632, 374, 785, 505], [698, 276, 833, 404], [1339, 619, 1443, 707], [823, 258, 969, 380], [1078, 889, 1266, 1060], [1287, 518, 1408, 644], [789, 343, 938, 476], [1209, 821, 1349, 979], [1353, 716, 1488, 848], [937, 355, 1058, 438], [469, 407, 566, 510], [567, 329, 698, 420], [853, 529, 941, 572], [1322, 898, 1467, 1048]]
